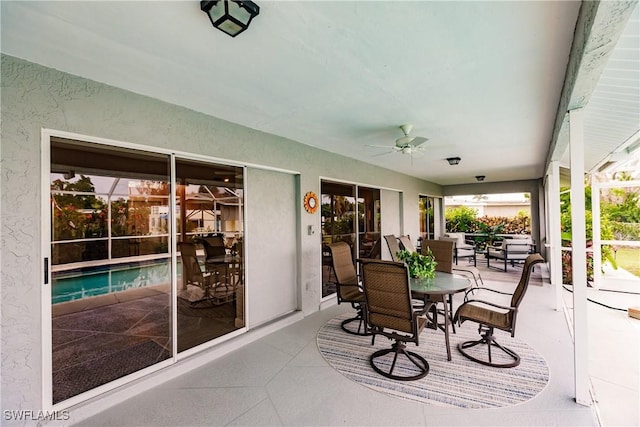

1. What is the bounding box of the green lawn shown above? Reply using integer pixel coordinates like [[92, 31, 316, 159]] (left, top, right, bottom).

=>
[[614, 247, 640, 277]]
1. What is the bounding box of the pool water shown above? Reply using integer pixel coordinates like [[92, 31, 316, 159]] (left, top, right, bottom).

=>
[[52, 261, 175, 304]]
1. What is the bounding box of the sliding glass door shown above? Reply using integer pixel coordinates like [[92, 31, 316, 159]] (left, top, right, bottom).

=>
[[357, 186, 381, 259], [50, 138, 172, 404], [175, 158, 244, 352], [320, 181, 381, 298], [49, 136, 246, 404]]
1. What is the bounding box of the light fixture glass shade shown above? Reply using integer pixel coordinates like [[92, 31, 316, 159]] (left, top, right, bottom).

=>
[[201, 0, 260, 37], [446, 157, 461, 165]]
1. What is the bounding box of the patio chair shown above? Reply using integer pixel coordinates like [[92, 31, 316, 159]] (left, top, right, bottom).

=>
[[421, 239, 453, 273], [452, 265, 484, 291], [424, 238, 483, 290], [200, 236, 232, 287], [441, 233, 476, 266], [328, 242, 369, 336], [366, 237, 381, 259], [179, 242, 234, 306], [201, 235, 226, 259], [453, 253, 544, 368], [359, 258, 431, 381], [398, 235, 416, 253], [421, 239, 456, 332], [384, 234, 402, 261], [486, 238, 535, 272]]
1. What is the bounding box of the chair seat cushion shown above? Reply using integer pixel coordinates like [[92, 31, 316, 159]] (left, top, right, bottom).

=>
[[487, 248, 504, 258], [457, 302, 511, 330], [457, 248, 475, 256], [340, 284, 365, 302], [369, 313, 412, 333]]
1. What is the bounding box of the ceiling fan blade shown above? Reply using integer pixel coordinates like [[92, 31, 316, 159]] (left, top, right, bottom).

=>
[[371, 150, 395, 157], [366, 144, 394, 148], [410, 137, 428, 146]]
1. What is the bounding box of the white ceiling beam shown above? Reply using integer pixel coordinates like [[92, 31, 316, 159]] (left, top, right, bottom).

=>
[[545, 1, 638, 171]]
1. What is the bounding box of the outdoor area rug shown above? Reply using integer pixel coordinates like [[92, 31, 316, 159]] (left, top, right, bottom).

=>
[[317, 313, 549, 409]]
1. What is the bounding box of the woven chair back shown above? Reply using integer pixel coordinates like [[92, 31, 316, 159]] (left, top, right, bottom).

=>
[[328, 242, 357, 285], [179, 242, 205, 286], [359, 259, 414, 334], [202, 236, 226, 258], [328, 242, 361, 304], [422, 239, 454, 273], [383, 235, 401, 261], [367, 238, 382, 259], [398, 235, 416, 253], [511, 253, 544, 309]]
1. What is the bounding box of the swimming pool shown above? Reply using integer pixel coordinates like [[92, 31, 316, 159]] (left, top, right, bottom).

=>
[[52, 260, 175, 304]]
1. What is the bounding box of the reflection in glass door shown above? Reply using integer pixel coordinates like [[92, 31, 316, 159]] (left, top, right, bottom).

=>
[[175, 159, 245, 352], [419, 195, 441, 251], [320, 181, 382, 298], [48, 139, 247, 404], [358, 187, 381, 259], [50, 138, 172, 404], [321, 181, 357, 298]]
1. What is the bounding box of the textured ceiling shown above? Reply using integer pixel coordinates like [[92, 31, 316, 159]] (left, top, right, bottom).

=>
[[582, 5, 640, 173], [1, 1, 637, 185]]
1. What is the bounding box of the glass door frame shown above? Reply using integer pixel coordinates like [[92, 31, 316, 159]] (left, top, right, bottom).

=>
[[419, 194, 444, 249], [319, 178, 383, 302], [41, 129, 248, 411]]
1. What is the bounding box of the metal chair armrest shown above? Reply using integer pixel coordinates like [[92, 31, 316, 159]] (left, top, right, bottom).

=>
[[463, 286, 512, 301], [413, 300, 434, 317], [460, 298, 515, 313]]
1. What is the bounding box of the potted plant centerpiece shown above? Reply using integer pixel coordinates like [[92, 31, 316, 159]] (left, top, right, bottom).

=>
[[396, 248, 437, 279]]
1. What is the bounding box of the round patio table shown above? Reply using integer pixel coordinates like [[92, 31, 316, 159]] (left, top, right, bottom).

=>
[[410, 271, 471, 361]]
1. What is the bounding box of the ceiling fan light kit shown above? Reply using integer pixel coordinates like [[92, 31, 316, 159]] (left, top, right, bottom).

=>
[[447, 157, 461, 165], [366, 124, 429, 159]]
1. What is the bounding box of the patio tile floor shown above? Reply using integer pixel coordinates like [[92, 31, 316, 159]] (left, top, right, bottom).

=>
[[74, 262, 607, 426]]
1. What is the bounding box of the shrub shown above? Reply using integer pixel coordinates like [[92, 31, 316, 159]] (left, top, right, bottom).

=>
[[444, 206, 477, 232]]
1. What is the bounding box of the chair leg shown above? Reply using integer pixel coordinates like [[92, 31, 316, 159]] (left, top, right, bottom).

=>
[[341, 303, 370, 336], [370, 341, 429, 381], [448, 294, 456, 333], [457, 326, 520, 368]]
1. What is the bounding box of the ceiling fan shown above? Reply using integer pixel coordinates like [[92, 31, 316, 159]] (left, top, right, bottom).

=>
[[368, 124, 429, 157]]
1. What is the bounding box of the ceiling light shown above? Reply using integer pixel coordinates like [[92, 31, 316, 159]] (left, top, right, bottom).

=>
[[201, 0, 260, 37], [446, 157, 461, 165], [475, 175, 485, 182]]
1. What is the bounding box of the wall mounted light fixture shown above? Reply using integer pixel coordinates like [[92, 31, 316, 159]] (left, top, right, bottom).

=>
[[201, 0, 260, 37], [446, 157, 461, 165]]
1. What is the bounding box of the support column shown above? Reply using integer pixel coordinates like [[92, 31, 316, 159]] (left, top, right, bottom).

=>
[[548, 161, 563, 311], [591, 179, 602, 290], [569, 108, 591, 406]]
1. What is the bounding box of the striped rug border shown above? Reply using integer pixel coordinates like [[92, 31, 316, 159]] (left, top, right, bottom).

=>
[[317, 313, 549, 409]]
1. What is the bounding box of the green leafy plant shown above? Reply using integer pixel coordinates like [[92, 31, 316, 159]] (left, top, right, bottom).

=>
[[396, 249, 437, 279], [444, 206, 477, 232], [476, 222, 505, 248]]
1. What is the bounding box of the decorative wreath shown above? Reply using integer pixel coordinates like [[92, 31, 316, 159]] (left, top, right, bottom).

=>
[[303, 191, 319, 214]]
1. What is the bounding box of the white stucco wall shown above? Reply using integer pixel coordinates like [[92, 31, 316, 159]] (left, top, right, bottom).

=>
[[0, 54, 443, 417]]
